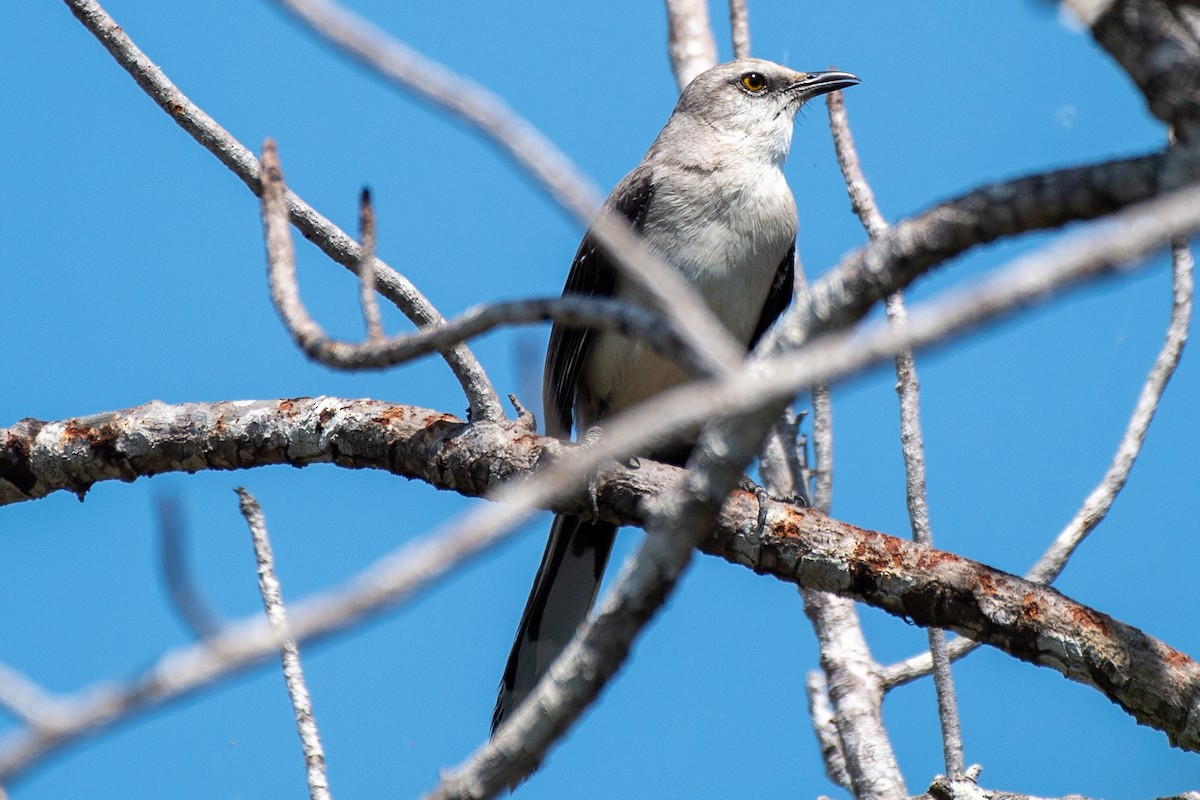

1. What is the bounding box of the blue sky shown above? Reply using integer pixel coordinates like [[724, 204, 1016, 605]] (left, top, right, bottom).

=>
[[3, 1, 1198, 797]]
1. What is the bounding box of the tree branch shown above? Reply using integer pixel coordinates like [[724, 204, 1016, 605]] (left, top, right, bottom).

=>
[[829, 86, 965, 780], [728, 0, 751, 60], [61, 0, 504, 421], [783, 151, 1174, 341], [1026, 237, 1193, 585], [1, 394, 1199, 778], [1084, 0, 1200, 140], [357, 189, 384, 343], [790, 161, 906, 797], [238, 489, 331, 800], [266, 0, 746, 374], [664, 0, 718, 90], [880, 232, 1194, 690], [256, 142, 710, 376]]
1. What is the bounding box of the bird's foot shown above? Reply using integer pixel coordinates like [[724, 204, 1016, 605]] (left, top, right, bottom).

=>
[[739, 476, 808, 537], [579, 425, 609, 518]]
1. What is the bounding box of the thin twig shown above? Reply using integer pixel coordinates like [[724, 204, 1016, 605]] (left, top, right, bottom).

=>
[[828, 86, 965, 777], [879, 221, 1195, 691], [61, 0, 504, 422], [155, 494, 222, 639], [758, 408, 808, 505], [805, 670, 851, 789], [1026, 237, 1193, 585], [809, 383, 834, 513], [268, 0, 744, 375], [664, 0, 719, 90], [238, 489, 330, 800], [258, 143, 710, 375], [827, 90, 886, 240], [358, 189, 384, 342], [729, 0, 751, 59], [791, 173, 906, 797]]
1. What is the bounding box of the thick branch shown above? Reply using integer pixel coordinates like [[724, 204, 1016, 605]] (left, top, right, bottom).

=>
[[3, 398, 1199, 753], [791, 152, 1171, 337], [1087, 0, 1200, 139]]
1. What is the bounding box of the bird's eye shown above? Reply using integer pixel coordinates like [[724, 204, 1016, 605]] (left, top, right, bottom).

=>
[[740, 72, 767, 93]]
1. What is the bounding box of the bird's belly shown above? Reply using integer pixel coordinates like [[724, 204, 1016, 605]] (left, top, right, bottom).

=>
[[578, 226, 787, 424]]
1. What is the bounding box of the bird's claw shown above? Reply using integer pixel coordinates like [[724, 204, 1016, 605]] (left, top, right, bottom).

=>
[[739, 476, 809, 538]]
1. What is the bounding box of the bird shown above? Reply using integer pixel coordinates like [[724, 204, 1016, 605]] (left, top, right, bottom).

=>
[[493, 58, 859, 733]]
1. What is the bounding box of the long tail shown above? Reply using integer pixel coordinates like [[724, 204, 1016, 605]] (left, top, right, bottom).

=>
[[492, 513, 617, 734]]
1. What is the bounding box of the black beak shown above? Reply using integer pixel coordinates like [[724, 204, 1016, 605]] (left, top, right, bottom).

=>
[[789, 70, 861, 100]]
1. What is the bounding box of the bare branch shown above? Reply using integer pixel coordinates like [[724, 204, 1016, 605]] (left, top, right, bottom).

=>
[[805, 670, 851, 790], [797, 238, 903, 795], [7, 182, 1200, 514], [1026, 237, 1193, 584], [61, 0, 504, 422], [267, 0, 745, 374], [881, 232, 1194, 689], [358, 189, 384, 342], [1082, 0, 1200, 139], [155, 495, 222, 640], [827, 89, 887, 240], [782, 151, 1174, 342], [801, 589, 906, 800], [4, 389, 1200, 779], [881, 296, 934, 545], [429, 477, 700, 796], [238, 489, 330, 800], [664, 0, 719, 90], [257, 144, 710, 375], [703, 498, 1200, 758], [809, 383, 834, 515], [729, 0, 751, 59], [829, 86, 964, 778]]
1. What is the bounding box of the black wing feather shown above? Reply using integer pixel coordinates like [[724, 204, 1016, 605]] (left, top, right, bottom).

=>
[[542, 167, 656, 439], [749, 242, 796, 348]]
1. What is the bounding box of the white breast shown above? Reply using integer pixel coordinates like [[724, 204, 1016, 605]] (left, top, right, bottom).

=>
[[578, 164, 797, 426]]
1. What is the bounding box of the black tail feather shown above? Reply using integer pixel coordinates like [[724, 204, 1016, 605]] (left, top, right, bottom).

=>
[[492, 513, 617, 734]]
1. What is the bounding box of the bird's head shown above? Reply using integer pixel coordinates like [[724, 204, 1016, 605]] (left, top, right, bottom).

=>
[[670, 58, 859, 166]]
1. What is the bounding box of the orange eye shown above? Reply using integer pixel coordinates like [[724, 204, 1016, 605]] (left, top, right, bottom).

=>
[[740, 72, 767, 93]]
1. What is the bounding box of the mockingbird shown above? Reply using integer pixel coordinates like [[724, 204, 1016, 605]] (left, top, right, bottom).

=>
[[493, 58, 859, 732]]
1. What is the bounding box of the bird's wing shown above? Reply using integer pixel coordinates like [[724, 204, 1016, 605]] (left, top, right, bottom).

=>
[[542, 166, 656, 439], [748, 242, 796, 348]]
